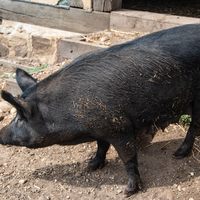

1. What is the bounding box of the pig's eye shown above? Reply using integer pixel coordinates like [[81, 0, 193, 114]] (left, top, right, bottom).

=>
[[18, 117, 23, 122], [17, 112, 26, 122]]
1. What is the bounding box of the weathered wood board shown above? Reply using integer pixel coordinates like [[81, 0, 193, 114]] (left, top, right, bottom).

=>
[[93, 0, 122, 12], [0, 0, 110, 33], [67, 0, 83, 8], [61, 37, 107, 59], [110, 9, 200, 33], [0, 59, 33, 71], [26, 0, 59, 4]]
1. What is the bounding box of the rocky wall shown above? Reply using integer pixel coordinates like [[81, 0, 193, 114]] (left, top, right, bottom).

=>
[[0, 20, 81, 65]]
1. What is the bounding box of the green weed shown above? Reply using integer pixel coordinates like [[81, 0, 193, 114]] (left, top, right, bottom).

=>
[[179, 115, 191, 125], [0, 64, 48, 79]]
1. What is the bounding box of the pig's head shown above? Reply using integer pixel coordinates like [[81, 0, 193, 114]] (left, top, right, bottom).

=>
[[0, 68, 50, 148]]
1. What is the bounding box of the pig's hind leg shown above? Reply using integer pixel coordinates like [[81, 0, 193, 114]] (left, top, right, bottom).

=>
[[88, 139, 110, 170], [109, 133, 142, 197], [173, 96, 200, 159]]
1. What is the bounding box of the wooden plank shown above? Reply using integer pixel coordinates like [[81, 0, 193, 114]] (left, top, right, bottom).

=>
[[0, 59, 33, 70], [27, 0, 59, 4], [0, 1, 110, 33], [67, 0, 83, 8], [93, 0, 122, 12], [61, 37, 107, 59], [93, 0, 104, 11], [110, 0, 122, 11], [110, 9, 200, 33], [82, 0, 92, 11]]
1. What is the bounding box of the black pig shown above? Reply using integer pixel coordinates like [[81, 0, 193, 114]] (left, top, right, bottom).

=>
[[1, 24, 200, 196]]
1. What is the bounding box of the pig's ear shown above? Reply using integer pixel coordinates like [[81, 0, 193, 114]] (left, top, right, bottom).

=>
[[16, 68, 37, 92], [1, 90, 31, 118]]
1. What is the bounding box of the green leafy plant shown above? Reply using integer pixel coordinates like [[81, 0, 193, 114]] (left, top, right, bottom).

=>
[[25, 63, 48, 73], [0, 72, 16, 78], [179, 115, 192, 125], [0, 64, 48, 79]]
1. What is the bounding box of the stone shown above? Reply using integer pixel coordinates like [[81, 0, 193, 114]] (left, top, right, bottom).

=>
[[190, 172, 194, 177], [16, 25, 24, 33], [19, 179, 28, 185], [2, 81, 7, 91], [177, 185, 182, 192], [0, 42, 9, 57], [100, 36, 109, 42], [0, 101, 13, 112], [10, 108, 17, 114], [32, 36, 51, 51], [117, 190, 122, 194], [13, 38, 28, 57], [0, 109, 4, 121]]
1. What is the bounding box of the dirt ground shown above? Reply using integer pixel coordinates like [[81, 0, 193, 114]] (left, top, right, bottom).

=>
[[82, 30, 149, 46], [0, 32, 200, 200]]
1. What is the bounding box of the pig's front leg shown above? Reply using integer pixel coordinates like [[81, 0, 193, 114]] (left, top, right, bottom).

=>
[[173, 125, 196, 158], [88, 139, 110, 170], [109, 133, 142, 197]]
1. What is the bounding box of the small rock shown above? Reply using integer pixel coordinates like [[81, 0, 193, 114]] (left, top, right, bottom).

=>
[[100, 36, 109, 42], [19, 179, 27, 185], [10, 108, 17, 114], [173, 184, 178, 188], [0, 101, 13, 112], [177, 185, 182, 192], [189, 198, 194, 200], [66, 196, 70, 199], [182, 188, 186, 191], [0, 115, 4, 121], [75, 172, 82, 177], [2, 81, 7, 91], [117, 190, 122, 194], [190, 172, 194, 177]]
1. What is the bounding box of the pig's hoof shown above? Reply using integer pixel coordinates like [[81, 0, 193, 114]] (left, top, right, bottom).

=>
[[173, 147, 191, 159], [87, 157, 105, 171], [124, 178, 142, 197]]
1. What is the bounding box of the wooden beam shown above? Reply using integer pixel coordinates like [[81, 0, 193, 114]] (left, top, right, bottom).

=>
[[93, 0, 122, 12], [82, 0, 92, 11], [93, 0, 104, 12], [67, 0, 83, 8], [0, 1, 110, 33], [0, 59, 33, 70], [61, 37, 107, 59], [27, 0, 59, 4]]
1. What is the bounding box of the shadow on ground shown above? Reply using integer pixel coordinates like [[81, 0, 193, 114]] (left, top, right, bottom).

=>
[[32, 137, 200, 192]]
